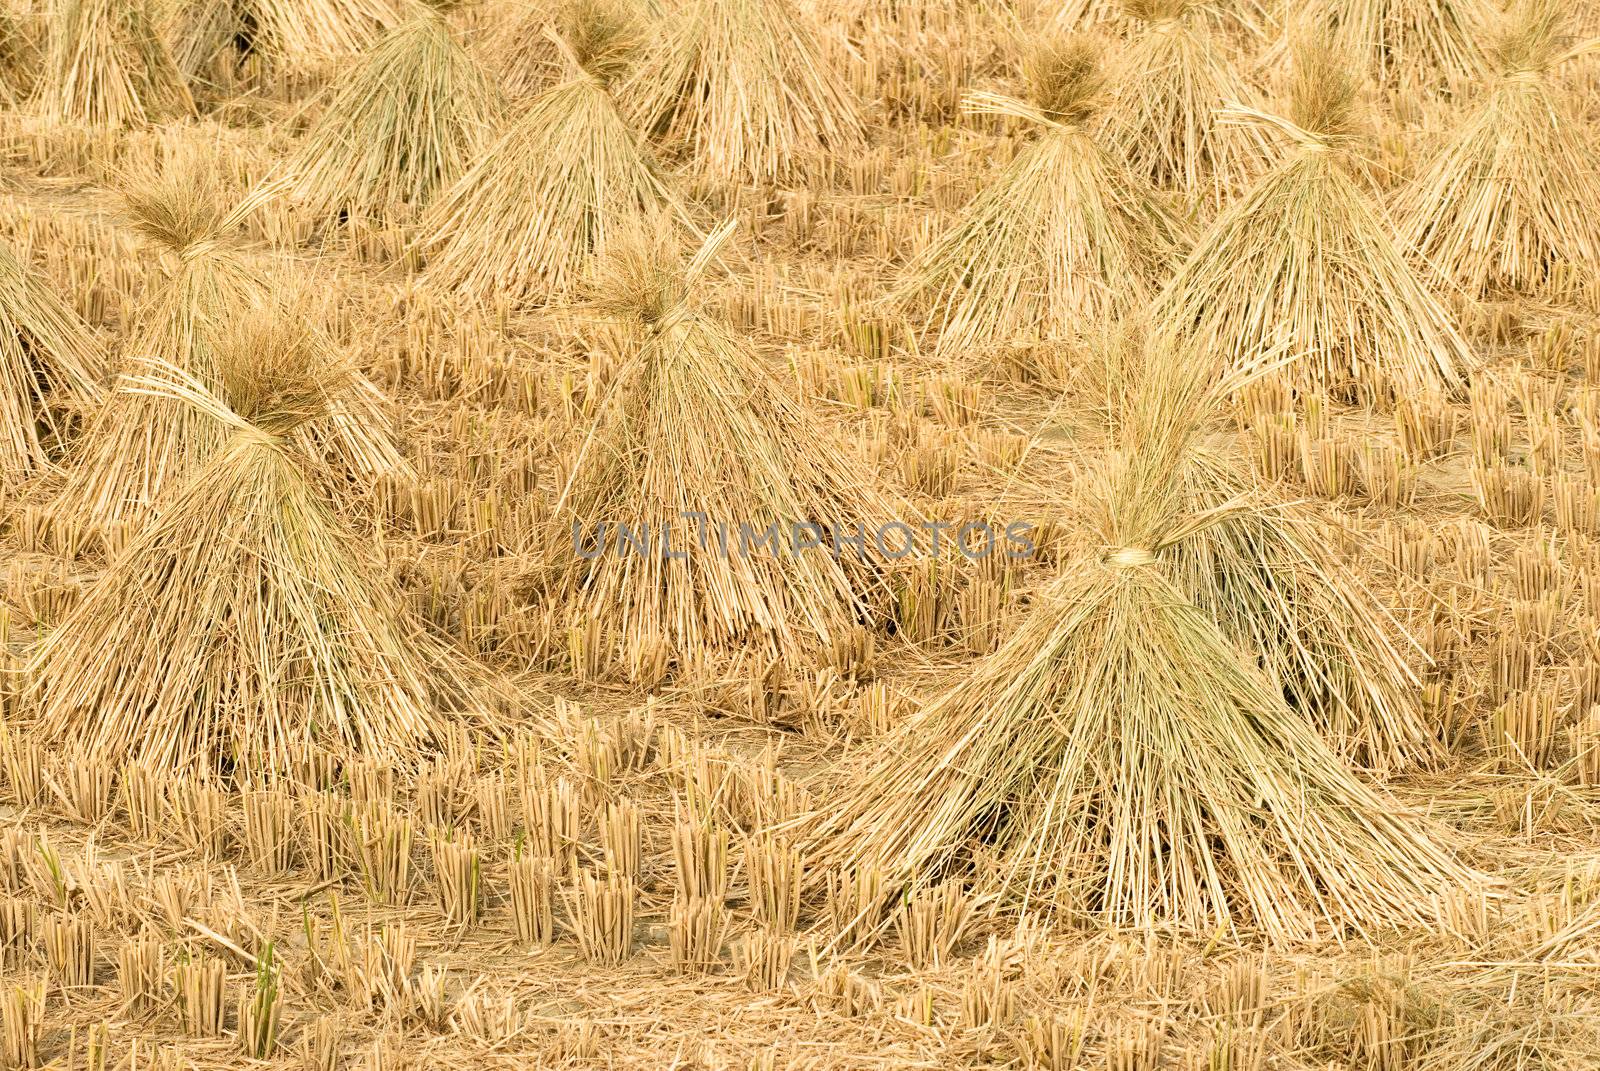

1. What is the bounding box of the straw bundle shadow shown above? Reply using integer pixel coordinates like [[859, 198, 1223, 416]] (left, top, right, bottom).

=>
[[28, 356, 446, 776], [1097, 0, 1275, 209], [0, 240, 105, 485], [167, 0, 417, 76], [49, 169, 407, 537], [899, 37, 1186, 354], [1392, 0, 1600, 300], [417, 0, 687, 307], [1287, 0, 1491, 86], [276, 6, 502, 227], [39, 0, 194, 127], [1152, 46, 1475, 401], [803, 346, 1479, 943], [621, 0, 866, 185], [544, 222, 902, 678]]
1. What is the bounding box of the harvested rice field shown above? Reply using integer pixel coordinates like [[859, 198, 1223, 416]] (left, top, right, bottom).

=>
[[3, 0, 1600, 1067]]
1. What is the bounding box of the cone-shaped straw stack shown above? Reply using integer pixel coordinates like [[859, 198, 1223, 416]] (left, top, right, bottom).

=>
[[546, 220, 902, 679], [901, 37, 1186, 353], [1153, 45, 1475, 401], [621, 0, 865, 185], [803, 337, 1478, 943], [1098, 0, 1275, 209], [277, 4, 502, 226], [40, 0, 194, 127], [1393, 0, 1600, 301], [417, 0, 686, 307], [0, 241, 104, 485], [1290, 0, 1491, 86], [1173, 447, 1434, 771], [28, 321, 446, 776], [168, 0, 417, 78], [1051, 0, 1275, 39], [50, 169, 406, 539]]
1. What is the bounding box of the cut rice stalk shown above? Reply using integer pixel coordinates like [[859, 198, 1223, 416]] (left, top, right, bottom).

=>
[[167, 0, 419, 77], [1097, 0, 1276, 208], [49, 169, 407, 537], [805, 449, 1478, 943]]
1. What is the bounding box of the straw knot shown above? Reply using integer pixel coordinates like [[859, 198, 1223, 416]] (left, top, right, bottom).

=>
[[1107, 546, 1157, 567], [179, 239, 222, 264], [1502, 70, 1542, 84]]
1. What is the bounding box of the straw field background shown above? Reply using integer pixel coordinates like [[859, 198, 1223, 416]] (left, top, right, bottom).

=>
[[1, 0, 1599, 1067]]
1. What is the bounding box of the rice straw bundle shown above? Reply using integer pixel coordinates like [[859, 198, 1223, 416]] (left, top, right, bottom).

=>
[[166, 0, 417, 76], [277, 6, 502, 226], [1392, 0, 1600, 300], [1174, 449, 1433, 771], [804, 347, 1477, 942], [1097, 0, 1275, 209], [28, 357, 444, 776], [1047, 0, 1276, 40], [622, 0, 866, 185], [1288, 0, 1491, 86], [1071, 324, 1433, 770], [1152, 46, 1475, 401], [547, 222, 901, 678], [417, 0, 686, 307], [39, 0, 194, 127], [0, 241, 105, 485], [480, 0, 649, 99], [51, 169, 406, 536], [0, 5, 33, 105], [900, 37, 1185, 353]]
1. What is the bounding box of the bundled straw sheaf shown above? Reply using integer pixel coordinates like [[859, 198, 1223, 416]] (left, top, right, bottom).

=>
[[1152, 46, 1475, 401], [1097, 0, 1276, 207], [1289, 0, 1492, 86], [29, 356, 446, 775], [901, 37, 1186, 353], [418, 0, 687, 307], [804, 339, 1478, 943], [545, 221, 902, 678], [482, 0, 643, 98], [1077, 324, 1434, 770], [1173, 448, 1434, 771], [278, 6, 502, 225], [1392, 0, 1600, 299], [0, 241, 105, 483], [40, 0, 194, 127], [50, 169, 407, 537], [622, 0, 866, 184], [1052, 0, 1276, 40], [168, 0, 417, 75]]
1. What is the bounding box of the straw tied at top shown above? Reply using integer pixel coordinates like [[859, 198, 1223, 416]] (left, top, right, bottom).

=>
[[572, 515, 1037, 561]]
